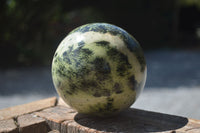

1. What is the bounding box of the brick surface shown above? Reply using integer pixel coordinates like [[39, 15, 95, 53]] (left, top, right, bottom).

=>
[[0, 97, 57, 120], [62, 108, 200, 133], [62, 120, 98, 133], [60, 120, 73, 133], [0, 119, 18, 133], [1, 97, 200, 133], [35, 100, 200, 133], [18, 114, 49, 133], [34, 105, 77, 131], [48, 130, 60, 133]]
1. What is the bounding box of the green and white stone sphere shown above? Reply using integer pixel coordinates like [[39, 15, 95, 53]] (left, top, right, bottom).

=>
[[52, 23, 147, 116]]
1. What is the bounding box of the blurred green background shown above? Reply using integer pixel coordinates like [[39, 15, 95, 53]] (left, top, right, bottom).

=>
[[0, 0, 200, 68]]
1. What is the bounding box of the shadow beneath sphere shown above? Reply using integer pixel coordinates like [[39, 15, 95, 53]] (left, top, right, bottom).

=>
[[74, 108, 188, 132]]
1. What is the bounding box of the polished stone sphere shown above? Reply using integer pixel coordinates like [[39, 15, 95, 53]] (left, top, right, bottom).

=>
[[52, 23, 147, 116]]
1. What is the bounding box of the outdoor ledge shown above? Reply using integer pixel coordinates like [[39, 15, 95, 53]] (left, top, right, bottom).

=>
[[0, 97, 200, 133]]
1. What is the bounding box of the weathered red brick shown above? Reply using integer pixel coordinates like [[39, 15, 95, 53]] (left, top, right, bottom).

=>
[[0, 97, 57, 120], [34, 105, 77, 131], [18, 114, 49, 133], [0, 119, 18, 133], [48, 130, 60, 133]]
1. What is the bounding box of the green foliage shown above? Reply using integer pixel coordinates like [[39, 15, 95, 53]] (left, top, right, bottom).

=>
[[179, 0, 200, 8], [1, 0, 197, 67], [0, 0, 104, 67]]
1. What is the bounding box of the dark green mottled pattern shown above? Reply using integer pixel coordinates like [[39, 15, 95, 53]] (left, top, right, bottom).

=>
[[92, 57, 111, 81], [69, 23, 146, 72], [88, 97, 119, 116], [53, 38, 139, 97], [128, 75, 139, 91], [95, 41, 110, 46], [123, 34, 146, 72], [113, 83, 123, 94], [53, 44, 94, 95], [95, 41, 132, 76], [53, 43, 114, 97], [107, 48, 132, 76]]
